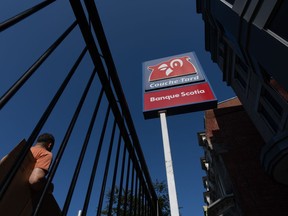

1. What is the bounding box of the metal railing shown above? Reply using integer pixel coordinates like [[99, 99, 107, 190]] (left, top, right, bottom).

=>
[[0, 1, 159, 215]]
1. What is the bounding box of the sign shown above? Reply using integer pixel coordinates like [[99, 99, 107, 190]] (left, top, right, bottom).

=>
[[143, 52, 217, 119], [143, 53, 205, 91]]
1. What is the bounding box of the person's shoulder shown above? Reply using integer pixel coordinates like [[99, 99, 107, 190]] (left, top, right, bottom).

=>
[[31, 146, 39, 151], [31, 146, 51, 155], [31, 145, 42, 151]]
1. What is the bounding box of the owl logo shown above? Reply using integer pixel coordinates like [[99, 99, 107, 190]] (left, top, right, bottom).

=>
[[148, 56, 197, 82]]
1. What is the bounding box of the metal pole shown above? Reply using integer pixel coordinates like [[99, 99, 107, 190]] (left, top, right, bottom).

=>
[[77, 210, 82, 216], [159, 112, 180, 216]]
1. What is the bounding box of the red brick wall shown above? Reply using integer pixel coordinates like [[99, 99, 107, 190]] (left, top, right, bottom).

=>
[[205, 98, 288, 216]]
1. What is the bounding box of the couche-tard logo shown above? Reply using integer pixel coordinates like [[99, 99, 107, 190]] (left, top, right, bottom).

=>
[[148, 56, 197, 82]]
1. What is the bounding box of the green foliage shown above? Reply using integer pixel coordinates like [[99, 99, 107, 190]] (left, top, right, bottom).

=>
[[153, 180, 170, 216], [101, 180, 171, 216]]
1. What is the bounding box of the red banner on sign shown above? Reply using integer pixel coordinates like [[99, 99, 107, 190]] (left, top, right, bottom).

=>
[[144, 82, 216, 111]]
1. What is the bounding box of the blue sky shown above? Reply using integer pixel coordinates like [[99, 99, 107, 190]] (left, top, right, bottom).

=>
[[1, 1, 235, 215]]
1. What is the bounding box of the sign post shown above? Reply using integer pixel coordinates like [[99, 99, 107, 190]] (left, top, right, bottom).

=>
[[143, 52, 217, 215], [159, 111, 179, 216]]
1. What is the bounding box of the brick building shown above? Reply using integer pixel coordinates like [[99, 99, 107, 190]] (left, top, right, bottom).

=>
[[196, 0, 288, 184], [198, 97, 288, 216]]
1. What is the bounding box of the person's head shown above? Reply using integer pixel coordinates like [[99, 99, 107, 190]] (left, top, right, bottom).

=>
[[36, 133, 55, 152]]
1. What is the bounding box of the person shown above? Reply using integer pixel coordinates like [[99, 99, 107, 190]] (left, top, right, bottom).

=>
[[29, 133, 55, 192]]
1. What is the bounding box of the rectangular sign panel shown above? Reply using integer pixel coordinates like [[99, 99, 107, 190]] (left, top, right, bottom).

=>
[[143, 52, 217, 119], [143, 82, 217, 118]]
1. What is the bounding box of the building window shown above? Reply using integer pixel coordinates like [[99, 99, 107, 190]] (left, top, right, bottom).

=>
[[235, 55, 248, 72], [235, 70, 246, 88], [218, 35, 225, 58], [258, 104, 278, 132], [269, 79, 288, 102], [258, 67, 287, 132], [260, 67, 288, 102], [261, 88, 283, 116], [218, 36, 225, 71], [266, 1, 288, 42], [234, 56, 248, 89]]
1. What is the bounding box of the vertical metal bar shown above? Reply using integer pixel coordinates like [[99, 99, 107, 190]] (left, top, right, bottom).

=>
[[107, 134, 122, 215], [129, 165, 135, 216], [134, 176, 139, 216], [142, 186, 146, 216], [0, 46, 87, 200], [78, 210, 82, 216], [116, 145, 127, 216], [138, 181, 142, 216], [148, 202, 151, 216], [146, 199, 149, 216], [142, 186, 145, 216], [96, 120, 117, 216], [0, 21, 77, 109], [33, 67, 97, 216], [156, 199, 159, 216], [141, 187, 144, 216], [159, 112, 180, 216], [82, 105, 111, 216], [143, 187, 147, 216], [143, 183, 152, 216], [61, 87, 104, 215], [123, 158, 131, 216], [0, 0, 56, 32]]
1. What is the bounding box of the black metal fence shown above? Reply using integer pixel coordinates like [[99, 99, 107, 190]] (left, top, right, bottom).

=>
[[0, 1, 159, 215]]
